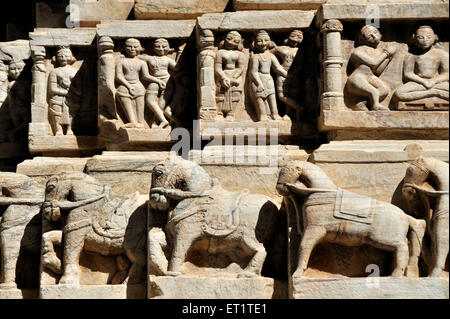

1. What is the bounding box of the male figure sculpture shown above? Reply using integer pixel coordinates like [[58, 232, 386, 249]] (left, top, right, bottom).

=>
[[48, 47, 81, 136], [346, 25, 397, 111], [215, 31, 246, 120], [249, 30, 288, 121], [116, 38, 166, 128], [393, 25, 449, 106]]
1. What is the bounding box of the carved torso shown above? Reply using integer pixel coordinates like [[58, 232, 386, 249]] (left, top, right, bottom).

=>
[[412, 48, 448, 79]]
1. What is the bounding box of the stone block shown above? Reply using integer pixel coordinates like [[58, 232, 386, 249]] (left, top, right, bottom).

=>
[[39, 284, 146, 299], [0, 289, 38, 299], [29, 28, 97, 47], [134, 0, 229, 20], [233, 0, 327, 11], [70, 0, 134, 27]]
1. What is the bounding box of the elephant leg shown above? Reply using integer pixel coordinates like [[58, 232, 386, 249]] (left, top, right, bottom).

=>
[[391, 239, 409, 277], [0, 227, 23, 289], [239, 237, 267, 278], [148, 227, 168, 276], [41, 230, 63, 275], [293, 226, 326, 279], [112, 255, 130, 285], [58, 227, 90, 285], [429, 216, 449, 278], [167, 235, 192, 276], [406, 218, 426, 278], [124, 240, 146, 284]]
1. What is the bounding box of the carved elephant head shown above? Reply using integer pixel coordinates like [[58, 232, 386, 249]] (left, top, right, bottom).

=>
[[149, 157, 216, 212], [0, 173, 44, 206]]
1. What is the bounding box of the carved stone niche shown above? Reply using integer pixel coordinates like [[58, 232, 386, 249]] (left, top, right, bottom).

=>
[[0, 40, 31, 161], [39, 172, 147, 299], [196, 10, 317, 143], [96, 20, 197, 151], [147, 157, 288, 299], [28, 28, 99, 156], [317, 0, 449, 140]]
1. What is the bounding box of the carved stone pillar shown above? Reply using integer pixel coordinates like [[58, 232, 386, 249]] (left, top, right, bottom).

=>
[[321, 19, 344, 111], [97, 36, 117, 123], [30, 46, 47, 136], [197, 29, 217, 120]]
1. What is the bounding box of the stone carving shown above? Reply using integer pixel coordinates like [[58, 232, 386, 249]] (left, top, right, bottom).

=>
[[0, 61, 9, 105], [249, 30, 288, 121], [0, 173, 43, 289], [197, 29, 216, 119], [41, 173, 147, 285], [402, 157, 449, 277], [345, 25, 397, 111], [393, 26, 449, 110], [215, 31, 246, 121], [271, 30, 303, 120], [148, 157, 280, 277], [48, 47, 82, 136], [276, 161, 426, 279]]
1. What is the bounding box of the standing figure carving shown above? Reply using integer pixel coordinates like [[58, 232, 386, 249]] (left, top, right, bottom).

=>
[[214, 31, 246, 121], [115, 38, 166, 129], [345, 25, 397, 111], [272, 30, 303, 120], [394, 26, 449, 106], [249, 30, 288, 121]]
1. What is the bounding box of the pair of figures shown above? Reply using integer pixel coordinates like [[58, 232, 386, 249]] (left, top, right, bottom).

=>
[[0, 59, 30, 142], [115, 38, 179, 129], [347, 25, 449, 111], [215, 30, 302, 121]]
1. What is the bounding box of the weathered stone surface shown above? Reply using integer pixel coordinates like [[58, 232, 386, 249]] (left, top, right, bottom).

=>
[[149, 276, 277, 299], [69, 0, 134, 27], [134, 0, 229, 20], [17, 157, 88, 176], [0, 289, 37, 299], [293, 278, 449, 299], [29, 28, 97, 47], [28, 136, 99, 154], [39, 284, 146, 299], [96, 20, 197, 39], [197, 10, 316, 31], [234, 0, 327, 10]]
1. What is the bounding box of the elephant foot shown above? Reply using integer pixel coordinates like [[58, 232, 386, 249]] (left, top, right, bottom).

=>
[[59, 264, 81, 286], [238, 270, 257, 278], [429, 268, 443, 278], [0, 282, 17, 290], [406, 265, 419, 278], [166, 271, 182, 277]]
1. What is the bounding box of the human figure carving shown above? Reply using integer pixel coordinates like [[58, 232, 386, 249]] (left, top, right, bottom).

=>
[[214, 31, 246, 121], [272, 30, 303, 120], [345, 25, 397, 111], [394, 26, 449, 105], [0, 61, 8, 105], [249, 30, 288, 121], [140, 38, 178, 128], [115, 38, 166, 129], [48, 47, 82, 136]]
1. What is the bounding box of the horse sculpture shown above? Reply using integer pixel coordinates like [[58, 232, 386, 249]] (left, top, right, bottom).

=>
[[148, 157, 281, 277], [402, 156, 449, 277], [276, 160, 426, 279], [42, 172, 147, 285]]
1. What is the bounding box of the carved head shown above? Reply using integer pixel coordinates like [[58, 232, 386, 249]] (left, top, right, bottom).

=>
[[276, 161, 306, 197], [56, 47, 76, 66], [285, 30, 303, 47], [8, 60, 26, 80], [254, 30, 275, 52], [149, 157, 215, 212], [360, 25, 382, 47], [198, 29, 215, 49], [413, 25, 438, 50], [124, 38, 143, 58], [222, 31, 243, 51], [402, 157, 430, 201], [153, 38, 171, 56]]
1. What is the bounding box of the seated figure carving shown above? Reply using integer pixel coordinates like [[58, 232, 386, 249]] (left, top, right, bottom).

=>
[[393, 25, 449, 109]]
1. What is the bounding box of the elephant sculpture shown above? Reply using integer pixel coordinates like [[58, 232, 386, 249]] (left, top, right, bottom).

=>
[[0, 172, 44, 289], [148, 157, 281, 277], [402, 156, 449, 277], [276, 161, 427, 279], [42, 172, 147, 285]]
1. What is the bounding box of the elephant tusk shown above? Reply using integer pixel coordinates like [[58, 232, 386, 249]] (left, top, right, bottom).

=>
[[55, 193, 106, 210], [284, 183, 338, 195], [0, 197, 43, 206], [164, 188, 209, 201], [403, 183, 449, 196]]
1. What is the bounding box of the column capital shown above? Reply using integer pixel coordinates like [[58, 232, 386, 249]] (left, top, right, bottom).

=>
[[321, 19, 343, 33]]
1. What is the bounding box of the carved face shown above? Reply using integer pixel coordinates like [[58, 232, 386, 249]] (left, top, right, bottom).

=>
[[8, 62, 25, 80], [415, 27, 436, 50], [255, 33, 271, 52], [199, 30, 214, 48], [287, 30, 303, 47], [153, 39, 170, 56], [224, 32, 241, 50], [149, 163, 171, 211], [361, 26, 381, 47], [125, 39, 141, 57], [56, 50, 73, 67], [276, 164, 302, 197], [43, 178, 63, 221]]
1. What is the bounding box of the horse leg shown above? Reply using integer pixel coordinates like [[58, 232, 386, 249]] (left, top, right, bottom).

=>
[[391, 239, 409, 277], [429, 215, 449, 277], [58, 227, 89, 285], [293, 226, 326, 279], [239, 237, 267, 278]]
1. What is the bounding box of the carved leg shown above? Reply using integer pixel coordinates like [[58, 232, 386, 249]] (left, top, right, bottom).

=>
[[391, 239, 409, 277], [148, 228, 168, 276], [256, 97, 270, 121], [41, 230, 63, 275], [135, 96, 146, 128], [293, 226, 325, 279], [268, 94, 282, 120], [167, 235, 192, 276], [429, 216, 449, 277], [146, 86, 168, 127], [58, 227, 89, 285], [406, 218, 426, 278], [119, 96, 138, 127], [239, 237, 267, 278], [0, 227, 22, 289]]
